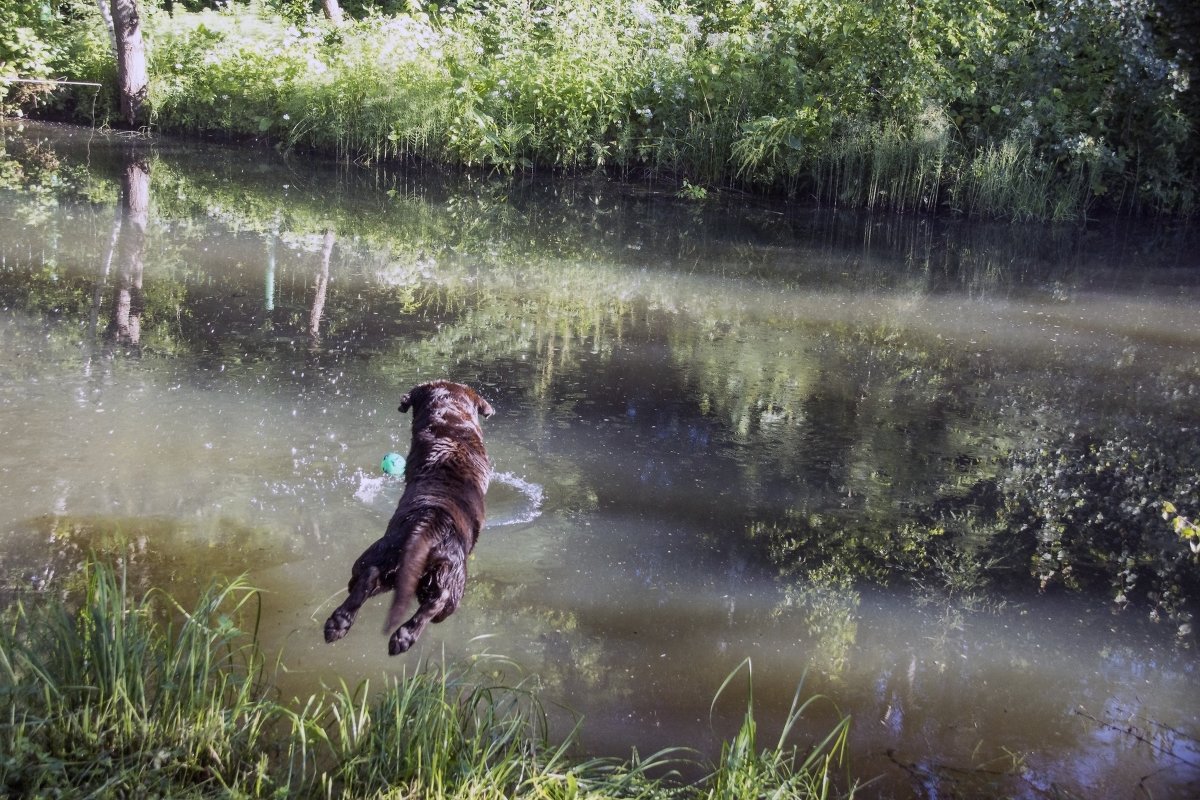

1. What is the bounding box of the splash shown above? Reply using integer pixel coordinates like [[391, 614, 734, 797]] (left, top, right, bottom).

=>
[[488, 470, 544, 526], [353, 470, 389, 504]]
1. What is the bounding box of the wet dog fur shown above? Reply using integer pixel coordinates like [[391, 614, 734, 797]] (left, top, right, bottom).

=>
[[324, 380, 494, 655]]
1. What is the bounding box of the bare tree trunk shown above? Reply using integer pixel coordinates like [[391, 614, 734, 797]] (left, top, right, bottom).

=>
[[110, 0, 148, 127], [96, 0, 116, 52], [322, 0, 344, 26]]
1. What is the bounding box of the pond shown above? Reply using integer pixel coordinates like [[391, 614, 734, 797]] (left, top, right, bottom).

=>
[[2, 120, 1198, 798]]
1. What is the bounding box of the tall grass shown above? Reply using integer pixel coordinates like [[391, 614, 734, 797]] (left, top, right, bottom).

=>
[[704, 661, 855, 800], [0, 561, 858, 799], [0, 562, 277, 796], [803, 111, 952, 214]]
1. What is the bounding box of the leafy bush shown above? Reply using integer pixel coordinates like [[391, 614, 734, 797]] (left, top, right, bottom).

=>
[[5, 0, 1197, 217], [0, 0, 114, 121]]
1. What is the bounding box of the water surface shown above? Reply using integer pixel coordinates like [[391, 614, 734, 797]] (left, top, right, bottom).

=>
[[2, 121, 1198, 798]]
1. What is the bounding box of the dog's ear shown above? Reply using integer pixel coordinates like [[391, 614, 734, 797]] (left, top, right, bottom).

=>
[[477, 397, 495, 419], [398, 392, 413, 414]]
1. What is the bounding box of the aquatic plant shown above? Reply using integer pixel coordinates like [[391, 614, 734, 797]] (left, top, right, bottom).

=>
[[706, 660, 855, 800]]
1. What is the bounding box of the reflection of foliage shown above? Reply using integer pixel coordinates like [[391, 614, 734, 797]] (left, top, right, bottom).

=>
[[1162, 501, 1200, 554], [775, 566, 860, 676], [740, 328, 1200, 628], [998, 423, 1200, 624], [466, 575, 620, 702], [5, 122, 1200, 635]]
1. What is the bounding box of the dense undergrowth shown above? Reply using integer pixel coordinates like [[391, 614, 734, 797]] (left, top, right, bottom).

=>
[[0, 562, 856, 799], [2, 0, 1197, 220]]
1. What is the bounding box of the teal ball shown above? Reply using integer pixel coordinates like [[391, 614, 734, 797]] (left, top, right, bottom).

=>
[[381, 452, 406, 476]]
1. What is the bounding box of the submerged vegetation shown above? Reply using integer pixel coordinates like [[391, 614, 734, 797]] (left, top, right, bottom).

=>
[[0, 562, 857, 798], [3, 0, 1198, 219]]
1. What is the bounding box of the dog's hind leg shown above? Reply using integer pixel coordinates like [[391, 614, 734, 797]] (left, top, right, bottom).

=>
[[325, 565, 382, 643], [387, 561, 465, 655]]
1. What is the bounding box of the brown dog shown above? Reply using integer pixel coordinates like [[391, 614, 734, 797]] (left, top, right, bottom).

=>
[[324, 380, 494, 655]]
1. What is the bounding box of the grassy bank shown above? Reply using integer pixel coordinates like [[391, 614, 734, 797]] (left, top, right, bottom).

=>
[[3, 0, 1197, 220], [0, 562, 856, 798]]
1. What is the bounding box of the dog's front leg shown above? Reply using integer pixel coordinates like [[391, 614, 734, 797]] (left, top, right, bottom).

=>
[[325, 565, 382, 643]]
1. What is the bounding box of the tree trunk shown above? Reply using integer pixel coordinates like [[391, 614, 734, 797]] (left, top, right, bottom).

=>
[[322, 0, 344, 26], [96, 0, 116, 52], [110, 0, 148, 127]]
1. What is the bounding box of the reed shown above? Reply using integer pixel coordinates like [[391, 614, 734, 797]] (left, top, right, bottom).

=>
[[806, 114, 952, 214], [1, 561, 858, 799]]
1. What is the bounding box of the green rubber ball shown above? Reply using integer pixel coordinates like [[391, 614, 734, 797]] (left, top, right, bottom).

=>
[[381, 452, 406, 476]]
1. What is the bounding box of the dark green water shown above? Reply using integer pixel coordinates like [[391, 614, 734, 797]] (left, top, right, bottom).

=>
[[2, 120, 1198, 798]]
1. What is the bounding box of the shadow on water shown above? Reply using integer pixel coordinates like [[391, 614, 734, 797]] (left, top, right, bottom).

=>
[[2, 120, 1200, 798]]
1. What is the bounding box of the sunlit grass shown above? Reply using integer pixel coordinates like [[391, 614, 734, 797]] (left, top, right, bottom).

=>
[[0, 561, 858, 799]]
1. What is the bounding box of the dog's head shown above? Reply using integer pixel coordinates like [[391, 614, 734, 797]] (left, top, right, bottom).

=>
[[399, 380, 495, 423]]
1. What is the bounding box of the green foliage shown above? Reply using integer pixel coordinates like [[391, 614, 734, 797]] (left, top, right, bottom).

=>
[[960, 0, 1195, 213], [8, 0, 1195, 217], [0, 0, 113, 120], [0, 1, 63, 82]]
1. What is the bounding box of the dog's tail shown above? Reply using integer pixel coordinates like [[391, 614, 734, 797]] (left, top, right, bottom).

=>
[[383, 514, 438, 634]]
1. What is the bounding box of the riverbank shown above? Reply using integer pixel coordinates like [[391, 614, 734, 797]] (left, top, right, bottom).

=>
[[0, 562, 856, 799], [3, 0, 1197, 221]]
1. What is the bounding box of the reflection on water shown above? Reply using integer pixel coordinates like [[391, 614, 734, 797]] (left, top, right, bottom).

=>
[[2, 121, 1199, 798]]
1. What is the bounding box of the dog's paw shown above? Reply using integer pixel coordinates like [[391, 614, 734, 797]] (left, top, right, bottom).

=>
[[388, 627, 418, 655], [324, 612, 352, 643]]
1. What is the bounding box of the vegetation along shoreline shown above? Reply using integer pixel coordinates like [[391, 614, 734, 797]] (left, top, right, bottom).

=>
[[3, 0, 1198, 221]]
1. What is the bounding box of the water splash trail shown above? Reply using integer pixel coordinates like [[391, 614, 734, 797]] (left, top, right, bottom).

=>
[[488, 470, 544, 526], [351, 468, 543, 527]]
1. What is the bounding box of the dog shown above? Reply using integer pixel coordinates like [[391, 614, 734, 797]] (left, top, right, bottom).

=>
[[324, 380, 494, 655]]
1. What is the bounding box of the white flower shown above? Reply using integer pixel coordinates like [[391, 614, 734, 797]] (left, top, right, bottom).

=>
[[631, 1, 656, 26], [282, 113, 290, 120]]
